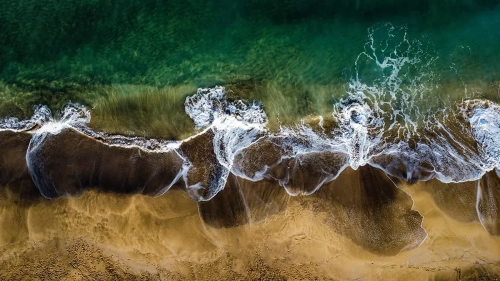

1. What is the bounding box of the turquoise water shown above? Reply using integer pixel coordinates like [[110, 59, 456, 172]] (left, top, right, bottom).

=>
[[1, 1, 499, 89]]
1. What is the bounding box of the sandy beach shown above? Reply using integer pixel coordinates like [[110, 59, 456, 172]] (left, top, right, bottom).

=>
[[1, 170, 499, 280]]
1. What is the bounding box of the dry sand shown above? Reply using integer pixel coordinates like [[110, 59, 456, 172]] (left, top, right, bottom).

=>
[[1, 172, 499, 280]]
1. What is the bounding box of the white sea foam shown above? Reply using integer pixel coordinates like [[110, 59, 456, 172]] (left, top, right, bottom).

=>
[[229, 24, 441, 188], [182, 86, 268, 201], [228, 23, 498, 190], [335, 24, 497, 184], [3, 24, 500, 204], [0, 105, 51, 131], [462, 100, 500, 171], [34, 103, 90, 135], [3, 88, 499, 201]]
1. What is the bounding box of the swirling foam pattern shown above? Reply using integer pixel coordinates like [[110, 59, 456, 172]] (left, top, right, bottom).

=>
[[1, 25, 500, 255]]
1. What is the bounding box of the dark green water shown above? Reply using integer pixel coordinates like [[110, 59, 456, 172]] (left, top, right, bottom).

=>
[[1, 0, 499, 121]]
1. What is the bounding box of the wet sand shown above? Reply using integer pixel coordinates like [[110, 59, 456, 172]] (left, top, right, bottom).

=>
[[1, 173, 499, 280]]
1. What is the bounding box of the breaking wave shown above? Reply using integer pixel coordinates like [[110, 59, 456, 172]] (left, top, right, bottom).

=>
[[1, 23, 499, 204]]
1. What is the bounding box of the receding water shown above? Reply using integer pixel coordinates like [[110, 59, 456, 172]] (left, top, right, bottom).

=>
[[1, 0, 500, 218]]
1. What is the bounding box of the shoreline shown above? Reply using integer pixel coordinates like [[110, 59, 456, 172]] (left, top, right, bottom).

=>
[[1, 86, 500, 279], [0, 179, 499, 280]]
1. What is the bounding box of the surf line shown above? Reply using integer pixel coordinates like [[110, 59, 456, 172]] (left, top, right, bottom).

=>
[[2, 87, 500, 201]]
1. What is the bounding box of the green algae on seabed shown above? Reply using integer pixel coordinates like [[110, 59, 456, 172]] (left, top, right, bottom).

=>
[[1, 0, 499, 86], [0, 0, 499, 137]]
